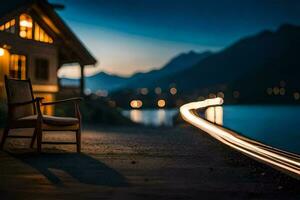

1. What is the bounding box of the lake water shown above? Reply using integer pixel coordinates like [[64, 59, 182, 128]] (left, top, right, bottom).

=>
[[122, 109, 178, 127], [205, 105, 300, 155], [123, 106, 300, 155]]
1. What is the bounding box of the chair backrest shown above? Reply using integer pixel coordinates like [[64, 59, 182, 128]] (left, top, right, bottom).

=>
[[4, 75, 36, 120]]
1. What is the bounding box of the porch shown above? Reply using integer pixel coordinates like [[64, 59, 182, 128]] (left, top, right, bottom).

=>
[[0, 126, 298, 199]]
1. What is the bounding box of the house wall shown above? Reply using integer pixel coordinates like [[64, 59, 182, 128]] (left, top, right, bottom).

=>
[[0, 48, 10, 98], [0, 32, 59, 115]]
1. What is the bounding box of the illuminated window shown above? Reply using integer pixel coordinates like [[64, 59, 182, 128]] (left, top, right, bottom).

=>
[[294, 92, 300, 100], [273, 87, 280, 95], [0, 19, 16, 33], [18, 14, 54, 43], [35, 58, 49, 80], [19, 14, 33, 39], [279, 88, 285, 96], [9, 54, 26, 79], [34, 23, 53, 44]]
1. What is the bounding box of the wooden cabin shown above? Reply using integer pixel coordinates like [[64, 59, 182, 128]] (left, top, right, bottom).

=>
[[0, 0, 97, 114]]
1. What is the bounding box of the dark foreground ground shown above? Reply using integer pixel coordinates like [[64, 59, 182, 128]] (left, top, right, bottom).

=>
[[0, 125, 299, 199]]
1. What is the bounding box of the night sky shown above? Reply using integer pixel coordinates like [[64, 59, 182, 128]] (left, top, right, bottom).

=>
[[51, 0, 300, 78]]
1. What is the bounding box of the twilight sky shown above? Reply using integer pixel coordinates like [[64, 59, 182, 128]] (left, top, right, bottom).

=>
[[51, 0, 300, 78]]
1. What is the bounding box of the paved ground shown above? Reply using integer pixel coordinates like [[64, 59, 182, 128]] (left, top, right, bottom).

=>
[[0, 125, 299, 199]]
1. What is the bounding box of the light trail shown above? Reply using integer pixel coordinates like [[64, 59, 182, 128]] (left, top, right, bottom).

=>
[[180, 98, 300, 179]]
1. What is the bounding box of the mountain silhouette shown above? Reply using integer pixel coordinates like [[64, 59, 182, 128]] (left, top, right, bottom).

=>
[[123, 50, 212, 88], [60, 51, 212, 92], [152, 24, 300, 103], [60, 72, 128, 92], [61, 24, 300, 104]]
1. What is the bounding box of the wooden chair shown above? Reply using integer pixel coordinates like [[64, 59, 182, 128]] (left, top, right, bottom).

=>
[[0, 76, 82, 153]]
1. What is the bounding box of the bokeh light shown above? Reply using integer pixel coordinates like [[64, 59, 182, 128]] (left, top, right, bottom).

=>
[[130, 100, 143, 108], [157, 99, 166, 108]]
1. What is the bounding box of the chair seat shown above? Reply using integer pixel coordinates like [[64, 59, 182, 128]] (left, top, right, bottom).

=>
[[18, 115, 79, 126]]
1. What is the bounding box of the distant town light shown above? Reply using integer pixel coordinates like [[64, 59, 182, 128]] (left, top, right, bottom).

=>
[[170, 87, 177, 95], [96, 90, 108, 97], [198, 96, 205, 101], [233, 91, 240, 98], [130, 100, 143, 109], [84, 88, 92, 95], [267, 88, 273, 95], [273, 87, 280, 95], [217, 92, 224, 98], [220, 84, 227, 91], [208, 93, 216, 98], [279, 88, 285, 96], [108, 100, 116, 107], [157, 99, 166, 108], [155, 87, 162, 95], [0, 48, 4, 56], [293, 92, 300, 100], [140, 88, 148, 95], [279, 80, 286, 88]]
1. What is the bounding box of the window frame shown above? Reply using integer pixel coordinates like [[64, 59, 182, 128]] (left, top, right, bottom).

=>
[[0, 13, 55, 44], [34, 57, 50, 81], [9, 54, 27, 80], [33, 22, 54, 44], [19, 13, 33, 39], [0, 18, 16, 34]]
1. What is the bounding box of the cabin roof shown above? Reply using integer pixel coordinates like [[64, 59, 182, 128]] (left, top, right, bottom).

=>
[[0, 0, 97, 66]]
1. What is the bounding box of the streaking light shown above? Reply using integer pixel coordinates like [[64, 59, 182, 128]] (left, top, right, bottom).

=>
[[180, 98, 300, 179], [205, 106, 223, 125]]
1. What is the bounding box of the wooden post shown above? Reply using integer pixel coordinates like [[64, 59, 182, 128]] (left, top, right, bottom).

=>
[[80, 64, 85, 96]]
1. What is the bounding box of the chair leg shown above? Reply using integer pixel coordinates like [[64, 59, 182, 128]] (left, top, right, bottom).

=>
[[37, 129, 42, 153], [0, 127, 9, 150], [30, 128, 37, 148], [76, 129, 81, 153]]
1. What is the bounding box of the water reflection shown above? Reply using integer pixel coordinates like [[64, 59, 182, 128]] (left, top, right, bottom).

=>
[[222, 105, 300, 154], [122, 109, 178, 127], [205, 106, 223, 125], [157, 109, 166, 124], [130, 109, 142, 123]]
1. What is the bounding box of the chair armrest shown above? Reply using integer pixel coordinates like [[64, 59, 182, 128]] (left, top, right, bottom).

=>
[[41, 97, 83, 106], [8, 97, 44, 107], [42, 97, 82, 120]]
